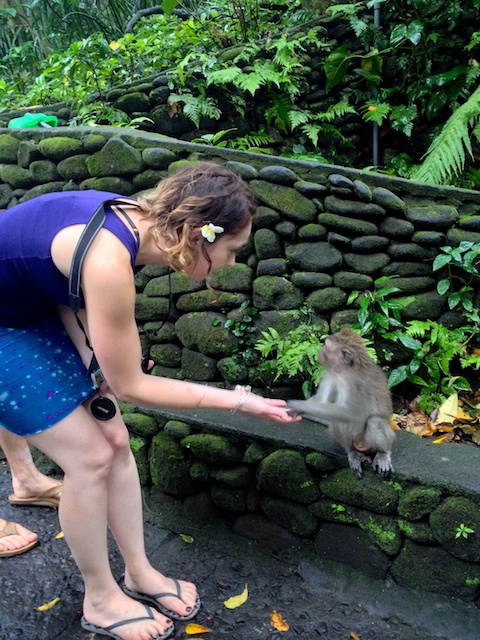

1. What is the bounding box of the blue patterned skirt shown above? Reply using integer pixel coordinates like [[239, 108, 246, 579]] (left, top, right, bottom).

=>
[[0, 315, 96, 436]]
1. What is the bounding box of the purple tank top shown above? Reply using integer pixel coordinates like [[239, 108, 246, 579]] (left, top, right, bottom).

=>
[[0, 191, 139, 328]]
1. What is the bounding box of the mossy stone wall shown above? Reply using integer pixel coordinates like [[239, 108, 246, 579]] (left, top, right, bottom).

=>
[[2, 126, 480, 599]]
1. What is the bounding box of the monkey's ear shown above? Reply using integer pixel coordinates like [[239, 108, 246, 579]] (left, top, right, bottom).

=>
[[341, 348, 355, 366]]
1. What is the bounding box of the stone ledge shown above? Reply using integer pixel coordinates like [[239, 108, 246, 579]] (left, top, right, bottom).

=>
[[139, 406, 480, 500]]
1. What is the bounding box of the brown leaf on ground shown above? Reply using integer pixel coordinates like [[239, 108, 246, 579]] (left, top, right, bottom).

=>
[[455, 408, 474, 422], [185, 623, 213, 635], [433, 432, 455, 444], [271, 610, 289, 631], [396, 411, 436, 436], [390, 417, 402, 430], [459, 425, 480, 445]]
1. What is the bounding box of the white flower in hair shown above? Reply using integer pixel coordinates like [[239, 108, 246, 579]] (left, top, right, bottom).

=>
[[201, 223, 224, 243]]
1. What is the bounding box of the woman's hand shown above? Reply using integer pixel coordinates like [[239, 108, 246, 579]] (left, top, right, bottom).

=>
[[238, 389, 302, 423]]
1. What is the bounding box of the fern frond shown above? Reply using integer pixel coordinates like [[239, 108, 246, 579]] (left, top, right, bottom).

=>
[[238, 72, 265, 95], [265, 93, 292, 131], [301, 123, 322, 147], [256, 60, 284, 89], [288, 109, 311, 129], [314, 101, 356, 122], [232, 43, 260, 64], [206, 66, 243, 87], [412, 85, 480, 185]]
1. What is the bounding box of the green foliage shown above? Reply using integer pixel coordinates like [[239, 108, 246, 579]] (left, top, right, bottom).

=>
[[254, 323, 326, 397], [72, 102, 153, 128], [288, 100, 356, 147], [347, 276, 411, 342], [412, 85, 480, 185], [218, 300, 258, 362], [455, 523, 475, 539], [322, 0, 480, 181], [432, 241, 480, 324], [388, 321, 480, 415], [168, 88, 221, 127], [1, 0, 480, 184]]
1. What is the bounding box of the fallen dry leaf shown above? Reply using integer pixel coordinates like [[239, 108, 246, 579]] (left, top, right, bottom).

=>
[[390, 417, 402, 430], [459, 425, 480, 445], [271, 610, 289, 631], [435, 425, 455, 433], [433, 433, 455, 444], [36, 597, 60, 611], [456, 408, 474, 422], [55, 531, 64, 539], [185, 623, 212, 634], [350, 632, 361, 640], [224, 584, 248, 609], [436, 393, 458, 424], [398, 411, 436, 436]]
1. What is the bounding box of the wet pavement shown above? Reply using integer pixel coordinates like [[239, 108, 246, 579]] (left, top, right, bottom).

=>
[[1, 455, 480, 640]]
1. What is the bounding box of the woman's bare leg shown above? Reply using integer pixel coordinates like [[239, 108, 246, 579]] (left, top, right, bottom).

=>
[[28, 405, 173, 640], [92, 404, 198, 618], [0, 427, 61, 499]]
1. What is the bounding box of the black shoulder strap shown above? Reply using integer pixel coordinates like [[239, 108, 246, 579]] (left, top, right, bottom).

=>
[[68, 198, 135, 313], [68, 200, 106, 313]]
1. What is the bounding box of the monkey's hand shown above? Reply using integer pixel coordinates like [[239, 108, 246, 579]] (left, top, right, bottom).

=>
[[286, 399, 306, 418]]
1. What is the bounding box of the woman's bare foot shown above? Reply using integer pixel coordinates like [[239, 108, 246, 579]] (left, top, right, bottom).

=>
[[0, 518, 38, 556], [10, 469, 62, 502], [124, 568, 199, 620], [83, 586, 174, 640]]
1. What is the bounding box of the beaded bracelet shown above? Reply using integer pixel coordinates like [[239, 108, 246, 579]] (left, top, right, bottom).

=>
[[196, 384, 208, 408], [231, 384, 252, 414]]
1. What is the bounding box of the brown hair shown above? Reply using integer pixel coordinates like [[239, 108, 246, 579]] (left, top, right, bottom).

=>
[[137, 162, 257, 271]]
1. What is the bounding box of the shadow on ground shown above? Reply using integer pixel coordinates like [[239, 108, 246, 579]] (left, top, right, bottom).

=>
[[1, 458, 480, 640]]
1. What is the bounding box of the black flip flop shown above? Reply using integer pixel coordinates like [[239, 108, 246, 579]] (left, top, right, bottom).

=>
[[80, 604, 174, 640], [122, 578, 201, 621]]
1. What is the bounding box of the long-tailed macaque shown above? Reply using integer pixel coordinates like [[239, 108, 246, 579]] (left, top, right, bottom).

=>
[[287, 328, 394, 478]]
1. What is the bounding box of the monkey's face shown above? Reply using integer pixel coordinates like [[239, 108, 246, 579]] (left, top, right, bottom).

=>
[[318, 337, 354, 370], [318, 337, 336, 366]]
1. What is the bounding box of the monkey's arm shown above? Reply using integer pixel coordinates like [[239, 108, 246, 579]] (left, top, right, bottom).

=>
[[287, 399, 356, 425]]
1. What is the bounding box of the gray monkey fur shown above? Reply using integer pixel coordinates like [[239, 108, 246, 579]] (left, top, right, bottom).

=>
[[287, 328, 395, 478]]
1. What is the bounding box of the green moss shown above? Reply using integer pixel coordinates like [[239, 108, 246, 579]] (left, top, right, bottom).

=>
[[362, 515, 402, 556], [398, 486, 441, 521], [181, 433, 243, 464], [257, 449, 320, 504], [38, 136, 83, 159], [149, 431, 197, 495], [319, 469, 399, 515]]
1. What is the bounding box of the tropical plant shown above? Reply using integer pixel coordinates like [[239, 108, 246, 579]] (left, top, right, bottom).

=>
[[456, 523, 475, 539], [255, 324, 327, 398], [323, 0, 480, 179], [432, 241, 480, 325], [411, 86, 480, 186], [347, 276, 413, 357], [388, 321, 480, 415]]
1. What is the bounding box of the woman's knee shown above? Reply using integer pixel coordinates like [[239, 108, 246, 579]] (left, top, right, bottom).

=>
[[79, 440, 116, 479], [99, 419, 132, 458]]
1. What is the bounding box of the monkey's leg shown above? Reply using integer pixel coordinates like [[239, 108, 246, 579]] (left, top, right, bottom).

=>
[[371, 451, 393, 477], [346, 449, 369, 479], [364, 416, 394, 478]]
